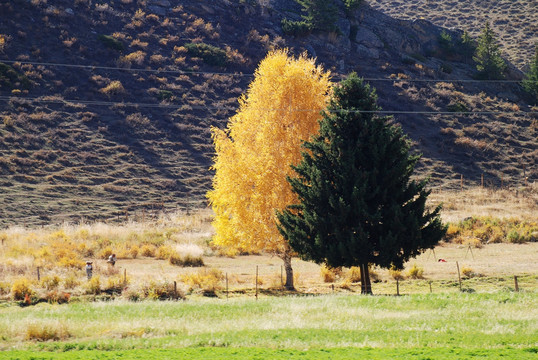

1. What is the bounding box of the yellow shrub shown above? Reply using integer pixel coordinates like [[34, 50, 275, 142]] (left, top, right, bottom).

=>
[[130, 244, 139, 259], [26, 322, 70, 341], [100, 80, 126, 95], [389, 266, 405, 281], [142, 281, 183, 300], [406, 264, 424, 279], [181, 268, 223, 292], [12, 278, 34, 301], [49, 230, 69, 242], [85, 276, 101, 295], [0, 281, 11, 295], [40, 275, 60, 290], [140, 244, 156, 257], [63, 275, 79, 289], [461, 266, 475, 278], [320, 264, 340, 283], [347, 266, 362, 283], [98, 246, 113, 259], [76, 228, 90, 241], [444, 223, 460, 240], [105, 275, 128, 293], [155, 245, 173, 260], [57, 257, 85, 269]]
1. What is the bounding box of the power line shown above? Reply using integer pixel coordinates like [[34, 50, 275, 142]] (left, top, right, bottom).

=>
[[1, 59, 536, 83], [1, 95, 536, 115]]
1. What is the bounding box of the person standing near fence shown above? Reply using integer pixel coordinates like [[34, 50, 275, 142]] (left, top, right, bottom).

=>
[[86, 261, 93, 280], [107, 254, 116, 266]]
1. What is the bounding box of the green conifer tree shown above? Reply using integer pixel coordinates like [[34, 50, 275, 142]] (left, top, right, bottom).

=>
[[522, 43, 538, 105], [277, 73, 446, 294], [473, 22, 506, 80], [296, 0, 338, 32]]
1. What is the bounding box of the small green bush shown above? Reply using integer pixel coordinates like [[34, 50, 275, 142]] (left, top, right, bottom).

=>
[[98, 34, 124, 51], [184, 42, 227, 67], [0, 62, 31, 89], [447, 102, 469, 113], [281, 19, 311, 36]]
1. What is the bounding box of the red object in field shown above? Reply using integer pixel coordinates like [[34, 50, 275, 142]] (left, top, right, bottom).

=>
[[438, 259, 447, 262]]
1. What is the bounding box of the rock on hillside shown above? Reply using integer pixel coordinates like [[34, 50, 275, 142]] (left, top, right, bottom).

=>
[[0, 0, 536, 226]]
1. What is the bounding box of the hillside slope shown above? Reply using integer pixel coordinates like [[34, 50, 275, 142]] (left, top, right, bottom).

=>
[[0, 0, 536, 226], [368, 0, 537, 70]]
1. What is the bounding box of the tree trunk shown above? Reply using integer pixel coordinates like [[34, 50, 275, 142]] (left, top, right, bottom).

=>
[[282, 251, 295, 290], [360, 263, 373, 295]]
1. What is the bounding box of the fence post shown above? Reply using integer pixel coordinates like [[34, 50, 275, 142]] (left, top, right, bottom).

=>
[[456, 261, 462, 291], [37, 266, 40, 281], [226, 272, 229, 299], [460, 174, 463, 192], [396, 279, 400, 296], [429, 281, 432, 293], [173, 281, 177, 299], [514, 276, 519, 292], [255, 266, 259, 300], [124, 269, 127, 285]]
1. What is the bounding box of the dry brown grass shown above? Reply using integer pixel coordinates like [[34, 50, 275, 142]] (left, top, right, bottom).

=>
[[428, 183, 537, 223], [0, 191, 535, 301]]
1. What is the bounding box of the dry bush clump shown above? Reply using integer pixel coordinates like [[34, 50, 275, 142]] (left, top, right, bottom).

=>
[[443, 216, 538, 245], [100, 80, 126, 96], [406, 264, 424, 279], [25, 322, 70, 341], [117, 51, 146, 68], [140, 280, 184, 300], [181, 268, 223, 293], [320, 264, 340, 283], [11, 278, 34, 301]]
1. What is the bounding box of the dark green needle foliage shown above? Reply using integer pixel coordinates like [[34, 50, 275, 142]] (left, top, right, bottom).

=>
[[473, 22, 506, 80], [522, 43, 538, 105], [277, 73, 446, 294]]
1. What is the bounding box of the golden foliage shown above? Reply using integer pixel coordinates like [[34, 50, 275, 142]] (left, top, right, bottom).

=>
[[181, 268, 224, 292], [11, 278, 34, 301], [207, 49, 331, 256], [407, 264, 424, 279]]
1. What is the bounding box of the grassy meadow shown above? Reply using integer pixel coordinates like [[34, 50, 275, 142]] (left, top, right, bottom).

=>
[[0, 293, 537, 359], [0, 186, 536, 358]]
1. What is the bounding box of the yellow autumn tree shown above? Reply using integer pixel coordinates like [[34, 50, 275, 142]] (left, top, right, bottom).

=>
[[207, 49, 331, 289]]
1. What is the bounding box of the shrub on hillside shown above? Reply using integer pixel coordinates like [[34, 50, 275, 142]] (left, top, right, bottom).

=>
[[97, 34, 124, 51], [184, 42, 227, 67], [100, 80, 126, 96], [522, 44, 538, 105], [26, 322, 70, 341], [281, 19, 311, 36]]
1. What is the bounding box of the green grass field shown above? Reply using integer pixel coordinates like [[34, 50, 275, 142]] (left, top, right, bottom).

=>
[[1, 292, 536, 359]]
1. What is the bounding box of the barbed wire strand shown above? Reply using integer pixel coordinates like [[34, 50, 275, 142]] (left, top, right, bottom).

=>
[[1, 59, 537, 83]]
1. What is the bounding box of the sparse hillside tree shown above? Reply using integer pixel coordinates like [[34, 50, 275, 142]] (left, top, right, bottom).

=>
[[522, 43, 538, 105], [277, 73, 446, 294], [207, 50, 331, 289], [296, 0, 338, 32], [473, 22, 506, 80]]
